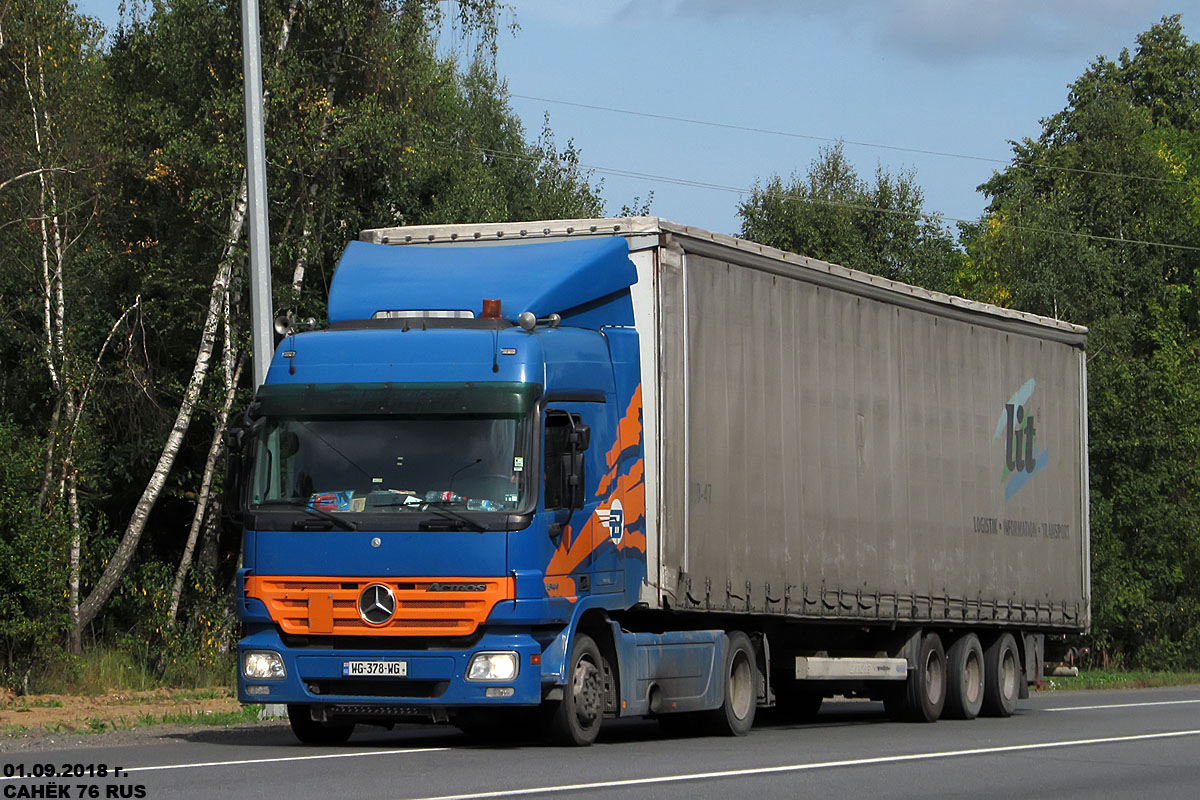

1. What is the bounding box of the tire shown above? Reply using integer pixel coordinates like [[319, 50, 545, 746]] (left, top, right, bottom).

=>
[[286, 704, 354, 745], [981, 632, 1021, 717], [885, 631, 946, 723], [542, 633, 605, 746], [708, 631, 757, 736], [944, 633, 985, 720]]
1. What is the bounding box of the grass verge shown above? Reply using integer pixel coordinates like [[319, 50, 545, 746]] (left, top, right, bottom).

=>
[[1042, 669, 1200, 691], [30, 646, 234, 695], [4, 705, 264, 736]]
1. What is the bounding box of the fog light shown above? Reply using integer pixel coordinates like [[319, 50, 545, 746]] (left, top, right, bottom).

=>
[[485, 687, 515, 698], [466, 651, 519, 681], [243, 650, 286, 680], [246, 685, 270, 696]]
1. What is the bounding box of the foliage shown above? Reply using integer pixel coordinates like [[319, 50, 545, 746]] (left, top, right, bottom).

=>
[[966, 15, 1200, 668], [0, 419, 71, 683], [738, 142, 963, 292]]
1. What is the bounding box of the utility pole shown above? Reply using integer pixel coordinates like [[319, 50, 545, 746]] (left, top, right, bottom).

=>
[[241, 0, 274, 387]]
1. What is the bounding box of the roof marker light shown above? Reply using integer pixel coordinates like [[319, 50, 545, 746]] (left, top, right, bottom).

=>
[[481, 298, 502, 319]]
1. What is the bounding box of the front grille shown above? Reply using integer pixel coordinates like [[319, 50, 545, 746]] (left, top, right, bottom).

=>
[[246, 575, 514, 638], [309, 679, 449, 698], [280, 632, 484, 650]]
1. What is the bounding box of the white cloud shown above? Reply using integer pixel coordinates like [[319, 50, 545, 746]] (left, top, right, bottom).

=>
[[512, 0, 1183, 65], [871, 0, 1162, 64]]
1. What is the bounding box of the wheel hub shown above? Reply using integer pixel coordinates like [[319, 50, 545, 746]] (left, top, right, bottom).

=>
[[573, 659, 603, 726]]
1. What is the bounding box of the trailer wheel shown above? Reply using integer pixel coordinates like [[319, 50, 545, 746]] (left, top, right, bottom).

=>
[[709, 631, 757, 736], [286, 704, 354, 745], [944, 633, 985, 720], [981, 632, 1020, 717], [885, 631, 946, 723], [542, 633, 605, 746]]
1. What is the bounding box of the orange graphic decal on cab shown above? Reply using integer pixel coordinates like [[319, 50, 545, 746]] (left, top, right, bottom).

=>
[[544, 385, 646, 596]]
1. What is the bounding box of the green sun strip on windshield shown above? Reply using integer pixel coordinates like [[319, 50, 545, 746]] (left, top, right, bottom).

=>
[[254, 381, 542, 417]]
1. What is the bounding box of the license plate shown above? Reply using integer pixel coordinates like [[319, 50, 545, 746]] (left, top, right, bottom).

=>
[[342, 660, 407, 677]]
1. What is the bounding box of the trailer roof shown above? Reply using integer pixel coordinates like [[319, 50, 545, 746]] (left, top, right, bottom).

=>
[[359, 217, 1088, 346]]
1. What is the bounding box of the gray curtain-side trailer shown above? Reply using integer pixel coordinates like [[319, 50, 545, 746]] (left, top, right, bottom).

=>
[[354, 216, 1090, 726]]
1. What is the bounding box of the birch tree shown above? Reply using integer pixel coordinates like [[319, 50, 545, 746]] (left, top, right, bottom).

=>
[[0, 0, 123, 654]]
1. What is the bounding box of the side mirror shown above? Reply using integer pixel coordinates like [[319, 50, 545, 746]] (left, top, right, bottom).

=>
[[224, 411, 249, 453], [222, 411, 257, 524], [568, 424, 590, 452], [563, 423, 589, 510], [561, 449, 586, 510], [545, 413, 589, 511]]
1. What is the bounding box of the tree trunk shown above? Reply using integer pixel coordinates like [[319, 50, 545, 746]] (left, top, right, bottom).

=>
[[167, 348, 244, 624], [24, 44, 81, 651], [37, 399, 61, 510], [66, 471, 82, 654]]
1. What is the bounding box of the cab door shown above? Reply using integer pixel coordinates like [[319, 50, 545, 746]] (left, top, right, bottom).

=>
[[542, 403, 605, 600]]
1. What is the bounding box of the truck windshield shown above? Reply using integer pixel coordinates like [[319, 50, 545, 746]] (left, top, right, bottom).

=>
[[248, 414, 531, 515]]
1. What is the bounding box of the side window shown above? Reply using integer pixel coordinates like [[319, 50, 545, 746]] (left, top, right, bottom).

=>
[[544, 410, 587, 510]]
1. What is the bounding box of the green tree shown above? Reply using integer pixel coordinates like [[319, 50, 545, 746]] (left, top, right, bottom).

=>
[[966, 15, 1200, 668], [738, 143, 963, 292], [0, 0, 133, 656], [0, 0, 606, 674]]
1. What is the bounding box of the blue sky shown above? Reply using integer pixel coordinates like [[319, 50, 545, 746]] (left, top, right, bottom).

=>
[[77, 0, 1194, 236]]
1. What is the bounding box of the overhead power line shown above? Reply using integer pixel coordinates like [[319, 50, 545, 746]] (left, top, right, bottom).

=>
[[511, 93, 1189, 187], [435, 140, 1200, 253]]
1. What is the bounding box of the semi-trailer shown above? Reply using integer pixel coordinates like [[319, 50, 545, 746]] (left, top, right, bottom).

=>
[[227, 217, 1089, 745]]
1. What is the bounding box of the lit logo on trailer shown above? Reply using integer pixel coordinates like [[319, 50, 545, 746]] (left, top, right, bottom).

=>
[[994, 378, 1049, 500], [595, 499, 624, 544]]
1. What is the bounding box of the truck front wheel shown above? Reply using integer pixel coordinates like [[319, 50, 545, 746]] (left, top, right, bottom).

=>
[[286, 704, 354, 745], [709, 631, 757, 736], [542, 633, 605, 746]]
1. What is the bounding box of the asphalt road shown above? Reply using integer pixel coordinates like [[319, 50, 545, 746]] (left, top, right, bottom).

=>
[[3, 686, 1199, 800]]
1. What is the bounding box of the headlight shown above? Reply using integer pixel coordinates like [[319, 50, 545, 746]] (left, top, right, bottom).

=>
[[466, 651, 518, 682], [243, 650, 286, 680]]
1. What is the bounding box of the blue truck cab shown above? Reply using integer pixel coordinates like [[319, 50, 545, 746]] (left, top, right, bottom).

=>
[[229, 234, 730, 745]]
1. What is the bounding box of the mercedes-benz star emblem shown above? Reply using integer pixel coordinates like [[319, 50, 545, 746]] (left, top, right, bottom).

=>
[[358, 583, 396, 625]]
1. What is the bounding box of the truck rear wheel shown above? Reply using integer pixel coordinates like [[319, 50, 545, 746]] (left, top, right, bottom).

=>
[[944, 633, 985, 720], [286, 704, 355, 745], [708, 631, 757, 736], [542, 632, 604, 746], [981, 632, 1020, 717], [885, 631, 946, 723]]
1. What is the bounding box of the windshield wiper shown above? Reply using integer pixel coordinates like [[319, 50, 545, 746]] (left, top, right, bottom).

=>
[[422, 502, 488, 532], [254, 500, 358, 531], [366, 497, 488, 532]]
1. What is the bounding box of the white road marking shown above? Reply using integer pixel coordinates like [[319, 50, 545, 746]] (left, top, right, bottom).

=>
[[1042, 698, 1200, 713], [404, 729, 1200, 800], [0, 747, 450, 781]]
